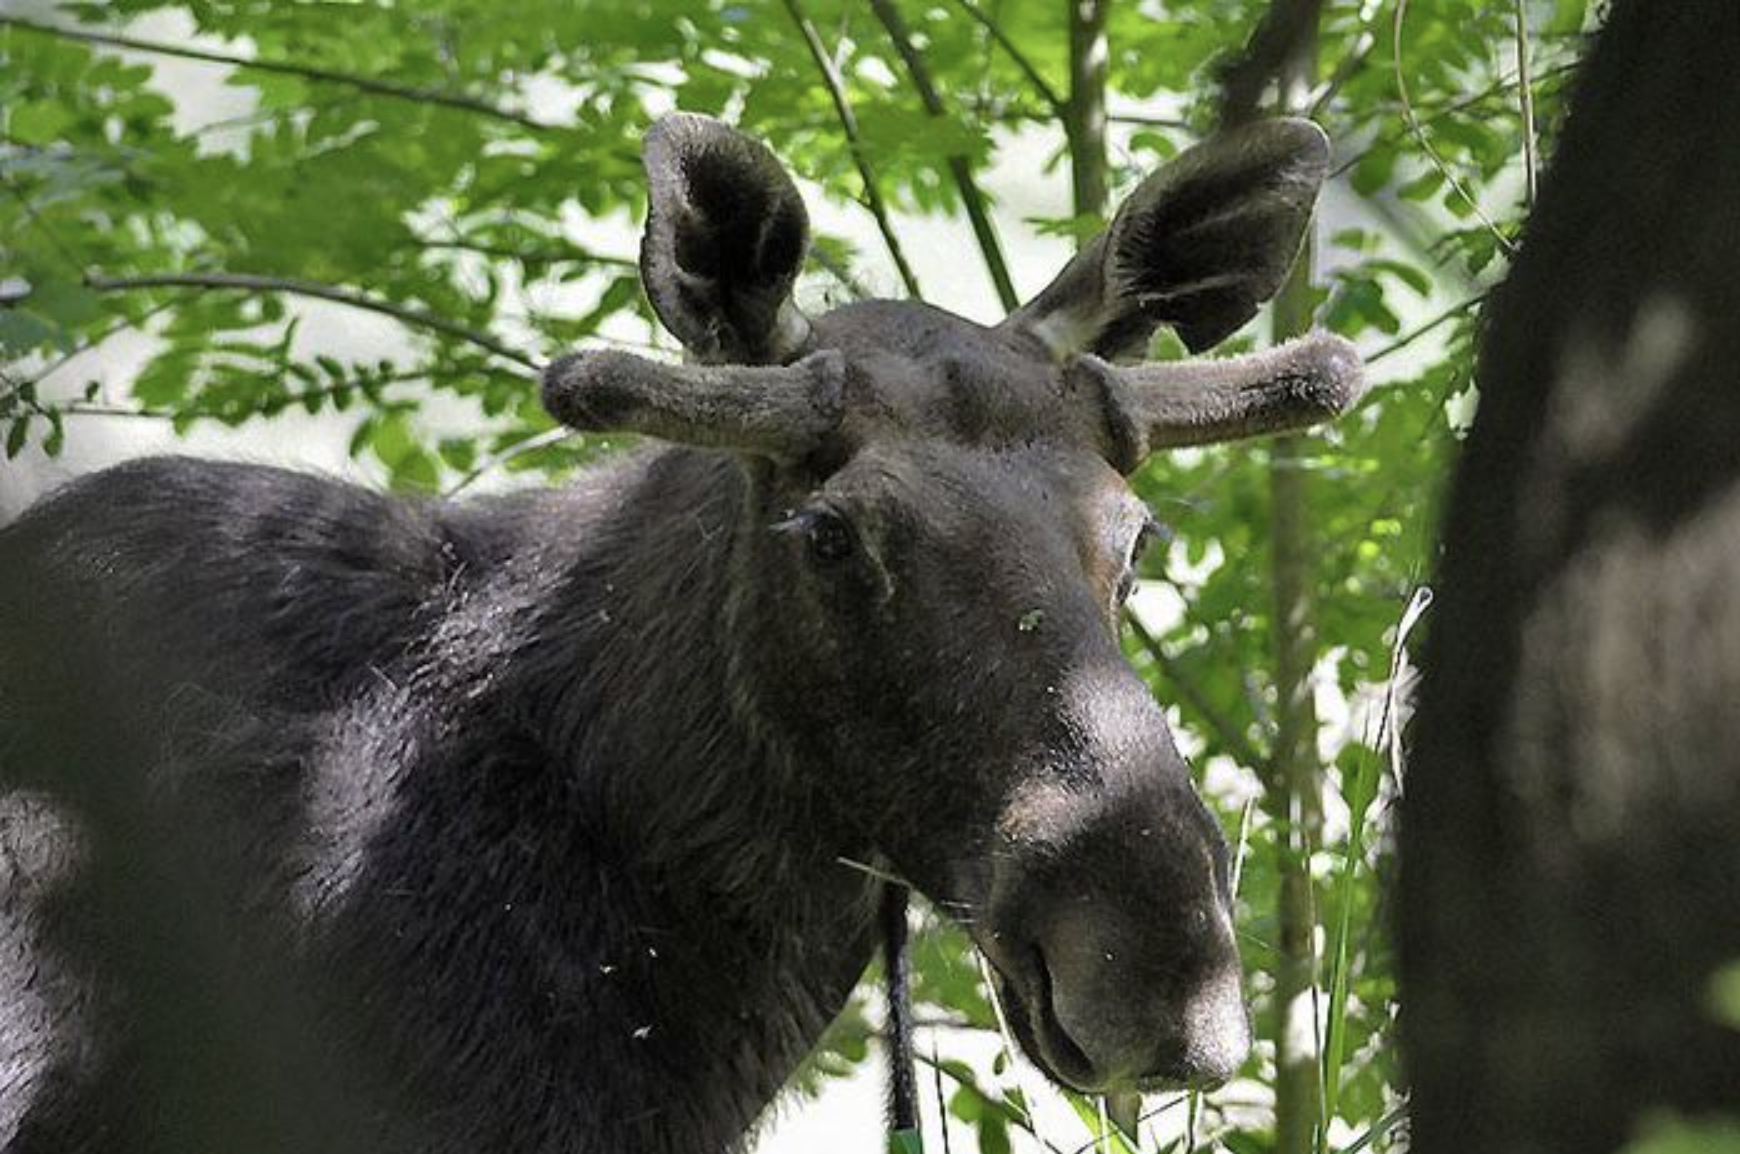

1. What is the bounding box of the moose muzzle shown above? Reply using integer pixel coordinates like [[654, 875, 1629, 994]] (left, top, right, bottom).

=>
[[979, 673, 1251, 1092]]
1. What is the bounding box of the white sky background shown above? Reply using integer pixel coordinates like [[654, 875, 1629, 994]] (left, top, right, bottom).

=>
[[0, 3, 1451, 1149]]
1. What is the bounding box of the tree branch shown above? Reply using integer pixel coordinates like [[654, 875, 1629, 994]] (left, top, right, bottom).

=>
[[1329, 60, 1578, 180], [83, 272, 538, 371], [1391, 0, 1517, 255], [1216, 0, 1326, 128], [937, 0, 1066, 115], [443, 427, 573, 496], [778, 0, 924, 300], [1307, 20, 1380, 118], [1125, 611, 1270, 774], [1364, 290, 1487, 365], [412, 238, 637, 269], [0, 16, 555, 133], [1107, 112, 1197, 132], [867, 0, 1019, 310]]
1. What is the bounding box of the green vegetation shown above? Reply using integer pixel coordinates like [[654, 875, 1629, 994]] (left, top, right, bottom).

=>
[[0, 2, 1602, 1149]]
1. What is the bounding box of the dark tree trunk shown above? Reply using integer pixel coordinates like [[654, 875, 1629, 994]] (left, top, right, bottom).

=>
[[1405, 3, 1740, 1151]]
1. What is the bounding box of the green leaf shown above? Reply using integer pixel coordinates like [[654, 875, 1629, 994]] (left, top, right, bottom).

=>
[[1621, 1114, 1740, 1154], [1708, 959, 1740, 1030], [1550, 0, 1590, 35], [9, 101, 73, 146], [0, 309, 56, 354], [43, 411, 64, 458], [1063, 1093, 1140, 1154], [6, 416, 30, 459]]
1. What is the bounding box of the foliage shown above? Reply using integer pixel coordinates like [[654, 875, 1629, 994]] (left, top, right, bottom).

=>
[[0, 0, 1601, 1150]]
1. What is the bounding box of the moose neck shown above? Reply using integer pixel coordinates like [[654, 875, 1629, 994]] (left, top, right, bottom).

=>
[[466, 446, 881, 1143], [530, 447, 869, 907]]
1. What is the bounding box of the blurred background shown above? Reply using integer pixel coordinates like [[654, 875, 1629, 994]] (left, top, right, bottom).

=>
[[0, 1, 1602, 1150]]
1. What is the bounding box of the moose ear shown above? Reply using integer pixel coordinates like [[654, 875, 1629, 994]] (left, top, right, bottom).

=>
[[1003, 119, 1330, 360], [640, 113, 813, 365]]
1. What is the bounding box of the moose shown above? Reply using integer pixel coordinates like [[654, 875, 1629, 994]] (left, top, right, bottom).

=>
[[0, 113, 1361, 1152]]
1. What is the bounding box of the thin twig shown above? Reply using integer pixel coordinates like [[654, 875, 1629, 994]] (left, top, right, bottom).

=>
[[1307, 23, 1379, 118], [1391, 0, 1517, 254], [0, 15, 554, 133], [1363, 290, 1487, 365], [1330, 60, 1577, 180], [0, 301, 177, 404], [937, 0, 1065, 114], [930, 1037, 953, 1154], [1125, 609, 1271, 773], [413, 237, 638, 269], [867, 0, 1018, 310], [1513, 0, 1539, 208], [807, 245, 874, 302], [912, 1050, 1070, 1154], [83, 271, 537, 370], [778, 0, 923, 300], [834, 856, 910, 886], [443, 427, 573, 496], [1106, 113, 1196, 131], [1061, 1096, 1192, 1154]]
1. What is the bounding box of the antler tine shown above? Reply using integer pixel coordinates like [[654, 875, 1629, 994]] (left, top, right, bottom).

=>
[[541, 349, 845, 461], [1070, 332, 1366, 472]]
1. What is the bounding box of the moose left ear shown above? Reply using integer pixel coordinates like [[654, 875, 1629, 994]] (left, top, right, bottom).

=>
[[1003, 119, 1330, 361], [640, 113, 813, 365]]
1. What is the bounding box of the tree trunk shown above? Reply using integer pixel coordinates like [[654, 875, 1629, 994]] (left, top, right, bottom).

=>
[[1065, 0, 1109, 224], [1404, 3, 1740, 1151]]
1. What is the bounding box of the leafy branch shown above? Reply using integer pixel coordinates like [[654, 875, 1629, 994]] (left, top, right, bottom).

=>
[[1390, 0, 1517, 255], [412, 238, 638, 270], [777, 0, 924, 300], [1125, 611, 1271, 774], [867, 0, 1019, 310], [0, 15, 555, 133], [83, 272, 538, 371], [937, 0, 1066, 116]]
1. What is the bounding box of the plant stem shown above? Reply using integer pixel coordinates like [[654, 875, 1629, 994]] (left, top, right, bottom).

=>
[[413, 238, 637, 269], [940, 0, 1066, 114], [1065, 0, 1110, 226], [1391, 0, 1517, 254], [1125, 611, 1270, 773], [778, 0, 924, 300], [1514, 0, 1539, 208], [868, 0, 1019, 310], [1265, 7, 1325, 1154]]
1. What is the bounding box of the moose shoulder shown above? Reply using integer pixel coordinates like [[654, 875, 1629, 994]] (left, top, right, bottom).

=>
[[0, 114, 1362, 1153]]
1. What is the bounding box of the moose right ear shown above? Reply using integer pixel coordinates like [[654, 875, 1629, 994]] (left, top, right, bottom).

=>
[[1003, 119, 1330, 361], [640, 113, 813, 365]]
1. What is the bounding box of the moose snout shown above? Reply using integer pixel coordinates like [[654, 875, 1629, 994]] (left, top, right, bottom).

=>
[[1021, 898, 1251, 1091], [983, 764, 1251, 1091]]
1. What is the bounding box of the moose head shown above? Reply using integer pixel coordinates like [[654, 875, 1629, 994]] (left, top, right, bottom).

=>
[[543, 113, 1360, 1093]]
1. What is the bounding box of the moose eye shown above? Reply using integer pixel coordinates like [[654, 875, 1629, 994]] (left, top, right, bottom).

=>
[[771, 507, 855, 564], [807, 511, 854, 563], [1116, 517, 1165, 607], [1132, 517, 1165, 564]]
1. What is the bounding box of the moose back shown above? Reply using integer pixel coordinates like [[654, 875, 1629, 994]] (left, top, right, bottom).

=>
[[0, 114, 1361, 1152]]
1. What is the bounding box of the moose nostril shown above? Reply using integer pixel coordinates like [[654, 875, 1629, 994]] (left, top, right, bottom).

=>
[[1014, 942, 1101, 1086]]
